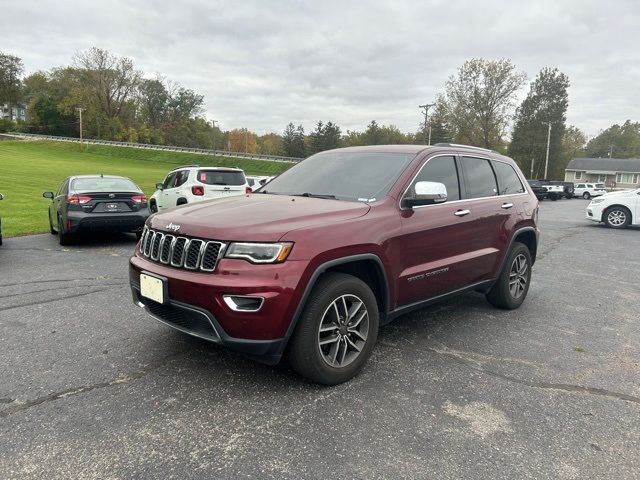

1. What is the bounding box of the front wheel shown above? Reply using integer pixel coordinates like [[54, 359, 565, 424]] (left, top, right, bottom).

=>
[[149, 200, 158, 213], [583, 192, 591, 200], [486, 242, 532, 310], [604, 207, 631, 229], [288, 272, 379, 385], [549, 193, 558, 201]]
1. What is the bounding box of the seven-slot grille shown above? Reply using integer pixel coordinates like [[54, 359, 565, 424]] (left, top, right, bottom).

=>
[[139, 226, 225, 272]]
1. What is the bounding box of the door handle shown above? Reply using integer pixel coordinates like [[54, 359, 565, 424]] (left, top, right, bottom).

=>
[[501, 203, 514, 209], [454, 209, 471, 217]]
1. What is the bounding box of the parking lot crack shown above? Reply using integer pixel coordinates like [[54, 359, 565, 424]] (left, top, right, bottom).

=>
[[428, 346, 640, 405], [0, 350, 188, 419], [0, 288, 116, 312]]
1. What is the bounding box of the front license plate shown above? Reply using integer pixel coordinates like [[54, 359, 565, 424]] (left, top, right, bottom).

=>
[[140, 273, 165, 304]]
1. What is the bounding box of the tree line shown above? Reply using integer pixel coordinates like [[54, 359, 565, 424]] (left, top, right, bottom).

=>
[[1, 49, 639, 177]]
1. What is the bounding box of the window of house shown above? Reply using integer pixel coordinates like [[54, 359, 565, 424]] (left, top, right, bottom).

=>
[[633, 174, 639, 184], [574, 171, 582, 180], [460, 156, 498, 199], [598, 174, 607, 182], [616, 173, 639, 184]]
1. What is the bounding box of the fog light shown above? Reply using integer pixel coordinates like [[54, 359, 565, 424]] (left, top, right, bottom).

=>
[[223, 295, 264, 312]]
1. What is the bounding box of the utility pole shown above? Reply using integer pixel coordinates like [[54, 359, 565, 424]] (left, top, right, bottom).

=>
[[530, 158, 535, 178], [419, 103, 435, 145], [76, 107, 85, 150], [245, 128, 248, 153], [211, 119, 218, 150], [543, 121, 552, 179]]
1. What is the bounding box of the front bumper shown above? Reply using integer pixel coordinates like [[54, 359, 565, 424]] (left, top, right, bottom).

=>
[[68, 210, 149, 233], [129, 253, 312, 360], [586, 204, 604, 222]]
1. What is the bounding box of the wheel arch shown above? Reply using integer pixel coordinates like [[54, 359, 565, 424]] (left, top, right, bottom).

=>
[[282, 254, 390, 352]]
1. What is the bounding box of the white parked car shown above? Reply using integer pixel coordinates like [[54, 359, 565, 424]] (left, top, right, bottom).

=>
[[246, 175, 271, 192], [149, 165, 250, 213], [586, 188, 640, 228], [574, 183, 606, 199]]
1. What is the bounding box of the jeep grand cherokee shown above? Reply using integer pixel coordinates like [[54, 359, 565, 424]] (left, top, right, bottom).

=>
[[130, 144, 539, 384]]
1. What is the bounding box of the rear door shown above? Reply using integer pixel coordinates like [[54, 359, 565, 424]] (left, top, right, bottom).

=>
[[197, 169, 247, 199], [157, 172, 176, 210], [456, 156, 505, 283]]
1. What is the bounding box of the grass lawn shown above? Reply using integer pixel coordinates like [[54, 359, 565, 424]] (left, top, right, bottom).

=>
[[0, 140, 292, 237]]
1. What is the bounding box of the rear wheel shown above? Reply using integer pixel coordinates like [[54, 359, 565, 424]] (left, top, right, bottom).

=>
[[549, 193, 558, 201], [486, 242, 532, 310], [604, 206, 631, 229], [149, 200, 158, 213], [58, 214, 73, 246], [288, 273, 379, 385], [583, 192, 591, 200]]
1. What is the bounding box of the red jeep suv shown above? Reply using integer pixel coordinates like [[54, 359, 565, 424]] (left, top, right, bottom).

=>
[[130, 144, 538, 384]]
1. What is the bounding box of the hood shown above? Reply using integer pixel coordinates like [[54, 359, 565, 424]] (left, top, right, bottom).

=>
[[149, 194, 371, 241], [602, 188, 638, 197]]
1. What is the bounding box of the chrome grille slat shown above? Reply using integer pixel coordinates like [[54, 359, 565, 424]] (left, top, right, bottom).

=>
[[141, 228, 224, 273]]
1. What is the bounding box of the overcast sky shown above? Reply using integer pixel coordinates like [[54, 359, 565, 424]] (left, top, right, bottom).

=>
[[4, 0, 639, 136]]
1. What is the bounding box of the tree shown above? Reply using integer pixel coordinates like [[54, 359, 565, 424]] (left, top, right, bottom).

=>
[[559, 126, 587, 174], [0, 52, 24, 121], [585, 121, 640, 159], [308, 120, 341, 154], [73, 47, 141, 138], [509, 68, 570, 179], [228, 128, 257, 153], [281, 123, 306, 157], [258, 133, 284, 155], [439, 58, 526, 149]]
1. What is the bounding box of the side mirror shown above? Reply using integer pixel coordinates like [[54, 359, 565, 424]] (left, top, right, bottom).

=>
[[43, 191, 54, 199], [402, 181, 447, 208], [155, 183, 164, 190], [0, 193, 4, 200]]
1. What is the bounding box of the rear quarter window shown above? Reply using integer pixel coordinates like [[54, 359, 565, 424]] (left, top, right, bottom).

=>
[[198, 170, 246, 186], [493, 161, 525, 195]]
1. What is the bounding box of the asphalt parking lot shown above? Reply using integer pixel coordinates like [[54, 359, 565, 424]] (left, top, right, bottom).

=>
[[1, 199, 638, 479]]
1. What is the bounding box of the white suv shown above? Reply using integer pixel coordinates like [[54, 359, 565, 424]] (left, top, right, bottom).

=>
[[149, 165, 250, 213], [574, 183, 606, 199], [587, 188, 640, 228]]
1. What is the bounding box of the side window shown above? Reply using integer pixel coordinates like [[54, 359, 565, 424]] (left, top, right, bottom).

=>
[[460, 156, 497, 199], [410, 155, 460, 202], [577, 184, 585, 188], [493, 161, 525, 195], [174, 170, 190, 188], [162, 172, 177, 189]]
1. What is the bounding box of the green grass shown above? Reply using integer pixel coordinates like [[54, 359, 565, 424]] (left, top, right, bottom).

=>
[[0, 140, 292, 237]]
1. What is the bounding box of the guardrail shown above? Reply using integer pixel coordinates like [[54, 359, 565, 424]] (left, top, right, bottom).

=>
[[2, 132, 303, 164]]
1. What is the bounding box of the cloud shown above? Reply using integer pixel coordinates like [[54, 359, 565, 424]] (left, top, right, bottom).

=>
[[4, 0, 639, 135]]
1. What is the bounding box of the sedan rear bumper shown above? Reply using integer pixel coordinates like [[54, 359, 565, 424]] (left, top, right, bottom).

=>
[[68, 210, 149, 233]]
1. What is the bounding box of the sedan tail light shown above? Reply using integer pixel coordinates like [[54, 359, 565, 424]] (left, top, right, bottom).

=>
[[67, 195, 92, 204], [245, 186, 252, 194], [132, 195, 148, 203], [192, 185, 205, 196]]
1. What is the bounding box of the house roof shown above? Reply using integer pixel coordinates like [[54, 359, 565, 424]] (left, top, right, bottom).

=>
[[566, 157, 640, 173]]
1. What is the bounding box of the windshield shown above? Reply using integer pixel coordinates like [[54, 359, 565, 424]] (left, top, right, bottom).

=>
[[197, 170, 246, 186], [72, 177, 139, 192], [263, 151, 416, 201]]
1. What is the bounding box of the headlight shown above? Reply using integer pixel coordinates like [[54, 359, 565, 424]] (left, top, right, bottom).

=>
[[225, 242, 293, 264], [591, 198, 605, 204]]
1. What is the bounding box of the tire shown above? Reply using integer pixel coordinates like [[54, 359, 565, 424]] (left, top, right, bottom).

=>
[[603, 206, 631, 229], [288, 272, 379, 385], [150, 200, 158, 213], [176, 197, 188, 206], [58, 214, 73, 246], [583, 192, 591, 200], [486, 242, 532, 310], [549, 193, 558, 201]]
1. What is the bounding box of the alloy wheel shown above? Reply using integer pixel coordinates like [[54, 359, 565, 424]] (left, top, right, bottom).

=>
[[607, 210, 626, 227], [317, 294, 369, 368], [508, 253, 528, 299]]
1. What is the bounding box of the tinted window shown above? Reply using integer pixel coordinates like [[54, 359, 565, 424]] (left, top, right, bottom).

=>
[[577, 184, 585, 188], [72, 177, 139, 192], [57, 179, 69, 196], [198, 170, 246, 186], [493, 161, 525, 195], [461, 157, 497, 198], [264, 152, 416, 201], [410, 156, 460, 201], [163, 172, 177, 189], [174, 170, 190, 187]]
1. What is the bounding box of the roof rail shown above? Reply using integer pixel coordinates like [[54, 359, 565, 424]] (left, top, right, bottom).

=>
[[169, 164, 199, 171], [433, 143, 495, 153]]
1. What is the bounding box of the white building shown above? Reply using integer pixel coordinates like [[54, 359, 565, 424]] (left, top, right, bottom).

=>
[[0, 103, 27, 122]]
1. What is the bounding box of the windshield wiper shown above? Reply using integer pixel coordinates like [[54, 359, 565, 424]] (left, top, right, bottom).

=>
[[297, 192, 337, 199]]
